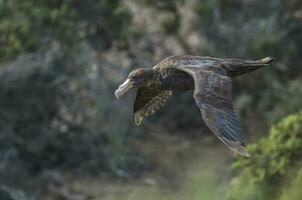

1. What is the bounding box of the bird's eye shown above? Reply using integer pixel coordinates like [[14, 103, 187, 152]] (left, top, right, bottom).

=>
[[132, 76, 142, 80]]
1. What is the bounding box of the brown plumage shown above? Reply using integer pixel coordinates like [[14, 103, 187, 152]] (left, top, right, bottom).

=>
[[115, 55, 275, 157]]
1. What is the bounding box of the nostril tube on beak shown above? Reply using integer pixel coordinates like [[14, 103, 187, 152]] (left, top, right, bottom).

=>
[[114, 79, 133, 99], [114, 90, 120, 99]]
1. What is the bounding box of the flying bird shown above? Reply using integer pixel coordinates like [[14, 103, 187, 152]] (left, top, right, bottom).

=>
[[115, 55, 275, 157]]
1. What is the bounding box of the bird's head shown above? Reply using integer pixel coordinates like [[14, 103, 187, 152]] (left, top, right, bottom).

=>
[[115, 68, 156, 99]]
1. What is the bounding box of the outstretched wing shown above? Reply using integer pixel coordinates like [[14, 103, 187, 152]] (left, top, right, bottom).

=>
[[134, 87, 172, 126], [173, 65, 250, 157]]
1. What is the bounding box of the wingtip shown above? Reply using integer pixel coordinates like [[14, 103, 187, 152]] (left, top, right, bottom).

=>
[[134, 113, 143, 126], [233, 143, 251, 158], [222, 139, 251, 158], [238, 149, 251, 158]]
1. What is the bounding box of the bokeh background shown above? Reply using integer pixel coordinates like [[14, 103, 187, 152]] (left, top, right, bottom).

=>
[[0, 0, 302, 199]]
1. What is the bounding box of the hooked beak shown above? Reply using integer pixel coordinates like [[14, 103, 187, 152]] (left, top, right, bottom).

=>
[[115, 79, 134, 99]]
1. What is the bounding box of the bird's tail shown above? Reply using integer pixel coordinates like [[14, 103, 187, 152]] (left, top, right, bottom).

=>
[[224, 57, 275, 78]]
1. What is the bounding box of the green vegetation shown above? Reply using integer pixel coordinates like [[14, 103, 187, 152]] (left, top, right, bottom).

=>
[[279, 167, 302, 200], [0, 0, 131, 60], [227, 111, 302, 200]]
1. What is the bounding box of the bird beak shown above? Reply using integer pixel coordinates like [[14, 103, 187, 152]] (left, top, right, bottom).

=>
[[115, 79, 134, 99]]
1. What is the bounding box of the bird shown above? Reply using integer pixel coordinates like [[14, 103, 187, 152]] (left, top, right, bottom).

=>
[[115, 55, 275, 157]]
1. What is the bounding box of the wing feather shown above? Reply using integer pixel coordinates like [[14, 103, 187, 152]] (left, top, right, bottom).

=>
[[172, 64, 250, 157], [134, 87, 172, 126]]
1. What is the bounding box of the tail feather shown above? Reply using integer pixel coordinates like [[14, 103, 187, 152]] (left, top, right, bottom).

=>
[[225, 57, 275, 78]]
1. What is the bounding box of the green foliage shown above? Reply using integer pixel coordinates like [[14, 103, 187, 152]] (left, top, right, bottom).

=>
[[279, 166, 302, 200], [0, 49, 145, 197], [194, 0, 240, 25], [261, 80, 302, 123], [160, 11, 180, 34], [227, 111, 302, 200], [135, 0, 184, 10], [0, 0, 131, 60]]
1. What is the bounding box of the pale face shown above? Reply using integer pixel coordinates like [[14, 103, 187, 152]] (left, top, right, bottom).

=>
[[115, 69, 155, 99]]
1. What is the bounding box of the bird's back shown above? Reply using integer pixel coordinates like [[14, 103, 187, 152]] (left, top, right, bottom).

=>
[[154, 55, 274, 78], [154, 55, 221, 69]]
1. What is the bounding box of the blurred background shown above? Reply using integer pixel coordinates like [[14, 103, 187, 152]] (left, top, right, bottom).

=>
[[0, 0, 302, 199]]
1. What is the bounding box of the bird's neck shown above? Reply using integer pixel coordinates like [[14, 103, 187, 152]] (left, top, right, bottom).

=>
[[148, 68, 174, 90], [145, 69, 173, 90], [146, 69, 162, 89]]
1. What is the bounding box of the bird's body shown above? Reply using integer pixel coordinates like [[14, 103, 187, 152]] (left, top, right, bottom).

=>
[[115, 55, 275, 157], [152, 67, 195, 90]]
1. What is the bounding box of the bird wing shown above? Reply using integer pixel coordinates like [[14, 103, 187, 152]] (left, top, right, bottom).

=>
[[173, 64, 250, 157], [134, 87, 172, 126]]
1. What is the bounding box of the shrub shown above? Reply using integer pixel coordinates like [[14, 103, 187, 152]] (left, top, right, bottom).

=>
[[227, 111, 302, 200]]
